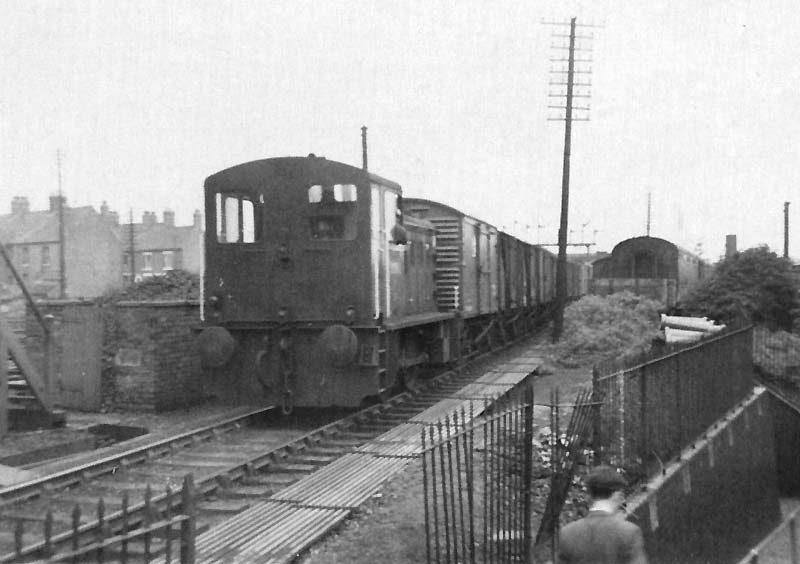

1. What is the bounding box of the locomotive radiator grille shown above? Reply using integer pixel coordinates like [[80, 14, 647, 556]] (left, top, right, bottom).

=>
[[430, 218, 462, 311]]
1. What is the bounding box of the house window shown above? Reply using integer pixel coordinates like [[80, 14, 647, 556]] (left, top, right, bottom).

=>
[[163, 251, 174, 271], [21, 246, 29, 266], [143, 252, 153, 271], [41, 245, 50, 268]]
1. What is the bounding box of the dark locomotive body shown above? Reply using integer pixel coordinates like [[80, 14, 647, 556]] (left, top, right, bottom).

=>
[[200, 156, 588, 409]]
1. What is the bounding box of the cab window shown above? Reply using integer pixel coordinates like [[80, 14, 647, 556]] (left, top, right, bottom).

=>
[[308, 184, 357, 204], [307, 183, 357, 240], [216, 193, 261, 243]]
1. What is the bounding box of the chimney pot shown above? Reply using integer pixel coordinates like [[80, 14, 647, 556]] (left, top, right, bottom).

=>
[[725, 235, 737, 259], [163, 209, 175, 227], [49, 195, 66, 212]]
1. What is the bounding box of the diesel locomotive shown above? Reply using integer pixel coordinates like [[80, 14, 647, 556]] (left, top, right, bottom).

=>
[[198, 155, 589, 411]]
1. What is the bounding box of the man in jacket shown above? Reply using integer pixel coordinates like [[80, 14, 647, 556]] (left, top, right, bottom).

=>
[[557, 465, 648, 564]]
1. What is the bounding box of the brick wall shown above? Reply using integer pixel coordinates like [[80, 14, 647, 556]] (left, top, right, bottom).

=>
[[111, 301, 205, 411], [29, 300, 206, 412], [624, 388, 781, 564]]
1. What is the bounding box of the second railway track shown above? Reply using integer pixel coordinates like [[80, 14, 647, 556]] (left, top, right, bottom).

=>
[[1, 342, 540, 563]]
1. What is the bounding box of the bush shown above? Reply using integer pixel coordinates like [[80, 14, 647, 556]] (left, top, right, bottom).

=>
[[555, 292, 663, 366], [680, 246, 800, 331]]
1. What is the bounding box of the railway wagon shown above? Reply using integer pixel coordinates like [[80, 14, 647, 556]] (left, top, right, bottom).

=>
[[401, 199, 568, 339], [199, 156, 586, 410], [592, 236, 707, 306]]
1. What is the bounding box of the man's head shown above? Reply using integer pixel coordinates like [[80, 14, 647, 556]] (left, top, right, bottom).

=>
[[585, 465, 628, 503]]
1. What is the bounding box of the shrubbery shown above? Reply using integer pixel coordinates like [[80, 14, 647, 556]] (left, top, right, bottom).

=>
[[680, 246, 800, 331], [555, 291, 663, 366]]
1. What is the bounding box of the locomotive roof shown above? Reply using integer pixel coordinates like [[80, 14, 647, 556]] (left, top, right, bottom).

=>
[[206, 156, 402, 192]]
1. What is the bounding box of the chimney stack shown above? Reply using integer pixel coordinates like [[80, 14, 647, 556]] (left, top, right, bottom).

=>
[[49, 194, 66, 212], [11, 196, 30, 215], [142, 211, 156, 226], [163, 209, 175, 227], [725, 234, 737, 259], [193, 210, 203, 229]]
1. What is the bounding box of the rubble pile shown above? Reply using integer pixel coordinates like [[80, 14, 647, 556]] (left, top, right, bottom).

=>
[[104, 270, 200, 302]]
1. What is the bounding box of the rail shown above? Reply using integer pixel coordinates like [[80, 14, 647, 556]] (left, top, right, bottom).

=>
[[739, 505, 800, 564]]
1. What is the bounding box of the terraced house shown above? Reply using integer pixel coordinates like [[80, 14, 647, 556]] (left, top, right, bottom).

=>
[[0, 197, 203, 300], [0, 196, 122, 299]]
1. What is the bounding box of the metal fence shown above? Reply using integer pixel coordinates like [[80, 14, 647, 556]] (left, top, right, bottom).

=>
[[753, 325, 800, 379], [534, 386, 596, 555], [4, 474, 196, 563], [738, 505, 799, 564], [592, 325, 754, 475], [420, 391, 535, 564]]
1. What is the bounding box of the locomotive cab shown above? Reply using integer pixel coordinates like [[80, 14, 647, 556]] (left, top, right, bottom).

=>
[[200, 156, 427, 409]]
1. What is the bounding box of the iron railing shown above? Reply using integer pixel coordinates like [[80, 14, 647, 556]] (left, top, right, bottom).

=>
[[421, 390, 535, 564], [534, 386, 596, 555], [3, 475, 196, 563], [592, 325, 754, 476]]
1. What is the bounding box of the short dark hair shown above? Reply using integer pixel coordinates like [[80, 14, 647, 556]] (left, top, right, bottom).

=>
[[585, 465, 628, 499]]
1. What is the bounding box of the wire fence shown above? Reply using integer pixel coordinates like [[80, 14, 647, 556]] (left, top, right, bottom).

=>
[[592, 325, 754, 476]]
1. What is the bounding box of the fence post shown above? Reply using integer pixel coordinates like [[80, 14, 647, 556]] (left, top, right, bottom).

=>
[[639, 366, 648, 464], [591, 366, 601, 465], [421, 427, 432, 564], [522, 386, 533, 564], [14, 520, 23, 559], [675, 354, 682, 455], [96, 497, 106, 563], [181, 474, 197, 564], [0, 330, 7, 439], [72, 504, 81, 562], [790, 514, 798, 564]]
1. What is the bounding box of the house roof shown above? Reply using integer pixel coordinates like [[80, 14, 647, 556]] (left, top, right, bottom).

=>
[[0, 206, 117, 245]]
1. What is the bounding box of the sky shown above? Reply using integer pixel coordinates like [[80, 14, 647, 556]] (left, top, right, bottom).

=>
[[2, 0, 798, 261]]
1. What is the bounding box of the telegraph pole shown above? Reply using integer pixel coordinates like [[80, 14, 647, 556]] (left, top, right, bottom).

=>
[[129, 209, 136, 287], [545, 17, 596, 342], [361, 126, 369, 171], [57, 149, 66, 299], [785, 201, 790, 259], [647, 192, 652, 237]]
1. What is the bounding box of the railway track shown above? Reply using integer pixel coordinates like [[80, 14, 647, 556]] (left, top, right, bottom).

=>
[[0, 343, 534, 563]]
